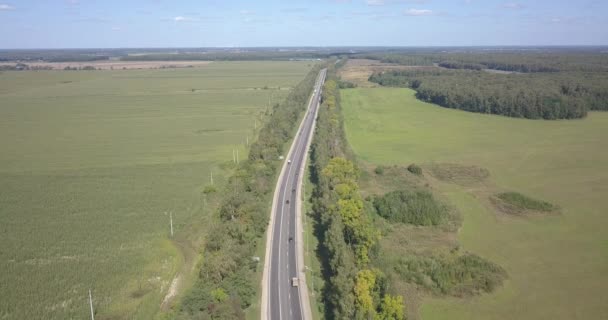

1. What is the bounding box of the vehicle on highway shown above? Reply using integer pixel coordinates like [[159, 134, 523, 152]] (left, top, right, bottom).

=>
[[288, 159, 292, 164], [291, 277, 299, 287]]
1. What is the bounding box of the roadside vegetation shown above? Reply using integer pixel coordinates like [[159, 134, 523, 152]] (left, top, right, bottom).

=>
[[173, 65, 321, 320], [310, 66, 406, 319]]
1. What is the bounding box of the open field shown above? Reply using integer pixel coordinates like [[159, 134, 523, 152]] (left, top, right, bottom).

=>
[[341, 87, 608, 319], [338, 59, 435, 87], [0, 60, 214, 70], [0, 61, 312, 320]]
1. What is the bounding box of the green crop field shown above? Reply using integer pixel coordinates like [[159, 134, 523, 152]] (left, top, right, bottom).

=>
[[341, 87, 608, 320], [0, 61, 311, 320]]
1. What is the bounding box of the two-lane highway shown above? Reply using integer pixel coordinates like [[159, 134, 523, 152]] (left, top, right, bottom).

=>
[[262, 68, 327, 320]]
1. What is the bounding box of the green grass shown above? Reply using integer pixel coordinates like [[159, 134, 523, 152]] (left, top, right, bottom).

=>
[[341, 87, 608, 320], [0, 61, 311, 320]]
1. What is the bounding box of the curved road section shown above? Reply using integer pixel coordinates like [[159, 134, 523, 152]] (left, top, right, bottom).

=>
[[261, 68, 327, 320]]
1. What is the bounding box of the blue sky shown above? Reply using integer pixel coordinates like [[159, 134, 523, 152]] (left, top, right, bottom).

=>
[[0, 0, 607, 48]]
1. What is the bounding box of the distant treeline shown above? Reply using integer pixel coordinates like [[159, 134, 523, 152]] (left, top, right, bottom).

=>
[[355, 52, 608, 73], [0, 63, 53, 71], [120, 52, 329, 61], [369, 69, 608, 119], [0, 52, 110, 62], [177, 65, 321, 319]]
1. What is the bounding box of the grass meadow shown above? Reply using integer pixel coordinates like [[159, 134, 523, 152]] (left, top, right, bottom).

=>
[[340, 87, 608, 319], [0, 61, 311, 320]]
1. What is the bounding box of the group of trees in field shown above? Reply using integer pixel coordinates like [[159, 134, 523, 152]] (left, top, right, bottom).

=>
[[177, 66, 321, 320], [310, 72, 406, 319], [372, 190, 447, 226], [369, 68, 608, 119]]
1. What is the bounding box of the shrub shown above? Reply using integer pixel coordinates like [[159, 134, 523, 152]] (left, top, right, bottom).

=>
[[374, 166, 385, 175], [338, 80, 357, 89], [407, 164, 422, 175], [495, 192, 556, 212], [394, 253, 506, 297], [203, 185, 217, 194], [373, 190, 446, 226]]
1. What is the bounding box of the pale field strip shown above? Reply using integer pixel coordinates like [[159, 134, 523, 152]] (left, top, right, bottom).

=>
[[0, 60, 213, 70]]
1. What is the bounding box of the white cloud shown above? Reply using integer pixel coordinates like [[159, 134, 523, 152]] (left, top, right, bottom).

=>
[[367, 0, 428, 5], [173, 16, 196, 22], [502, 2, 524, 9], [0, 4, 14, 10], [405, 8, 433, 16], [111, 26, 121, 31]]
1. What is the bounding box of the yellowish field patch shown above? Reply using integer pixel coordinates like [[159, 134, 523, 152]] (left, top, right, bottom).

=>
[[338, 59, 435, 87]]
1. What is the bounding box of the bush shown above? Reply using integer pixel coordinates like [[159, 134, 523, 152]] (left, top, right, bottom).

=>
[[496, 192, 556, 212], [373, 190, 446, 226], [407, 164, 422, 175], [374, 166, 385, 175], [394, 253, 506, 297], [338, 80, 357, 89], [203, 185, 217, 194]]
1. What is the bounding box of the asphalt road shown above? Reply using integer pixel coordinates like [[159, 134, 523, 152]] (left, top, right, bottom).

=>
[[267, 68, 327, 320]]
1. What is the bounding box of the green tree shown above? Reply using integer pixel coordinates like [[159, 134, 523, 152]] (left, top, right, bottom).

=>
[[355, 269, 377, 318], [375, 294, 405, 320]]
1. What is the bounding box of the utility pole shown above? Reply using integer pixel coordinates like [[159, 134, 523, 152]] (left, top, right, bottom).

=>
[[246, 136, 249, 147], [236, 149, 239, 164], [232, 149, 236, 163], [170, 211, 174, 237], [210, 171, 214, 185], [89, 289, 95, 320]]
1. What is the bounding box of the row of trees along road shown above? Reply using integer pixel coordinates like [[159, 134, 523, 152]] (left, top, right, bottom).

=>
[[175, 65, 321, 320], [310, 65, 406, 320]]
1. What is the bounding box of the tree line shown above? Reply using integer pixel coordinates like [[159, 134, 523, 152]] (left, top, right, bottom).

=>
[[354, 51, 608, 73], [369, 69, 608, 119], [175, 65, 321, 320], [310, 68, 406, 319]]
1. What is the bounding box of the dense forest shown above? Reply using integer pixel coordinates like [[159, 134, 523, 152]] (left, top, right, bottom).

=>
[[369, 69, 608, 119]]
